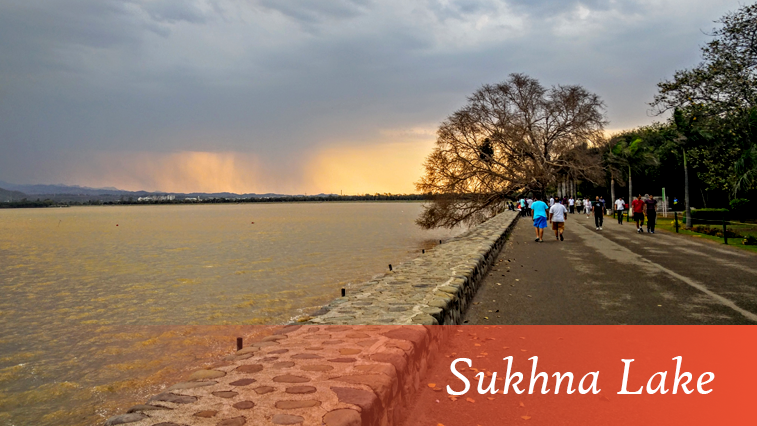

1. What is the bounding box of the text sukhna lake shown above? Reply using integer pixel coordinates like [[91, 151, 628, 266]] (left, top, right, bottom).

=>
[[447, 356, 714, 395]]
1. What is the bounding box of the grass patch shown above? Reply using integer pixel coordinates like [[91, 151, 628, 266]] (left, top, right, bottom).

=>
[[651, 215, 757, 254]]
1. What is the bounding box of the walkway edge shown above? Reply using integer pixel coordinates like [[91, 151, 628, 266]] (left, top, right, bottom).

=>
[[306, 210, 520, 326]]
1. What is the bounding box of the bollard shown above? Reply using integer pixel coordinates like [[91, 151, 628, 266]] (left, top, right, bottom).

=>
[[236, 337, 243, 351], [422, 249, 425, 254], [341, 288, 345, 297], [674, 212, 679, 233], [389, 264, 392, 271], [439, 240, 442, 244], [723, 217, 728, 245]]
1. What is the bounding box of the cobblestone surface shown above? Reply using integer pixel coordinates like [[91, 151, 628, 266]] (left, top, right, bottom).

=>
[[103, 212, 518, 426]]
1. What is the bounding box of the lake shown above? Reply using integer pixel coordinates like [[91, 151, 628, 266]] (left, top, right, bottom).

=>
[[0, 202, 460, 425]]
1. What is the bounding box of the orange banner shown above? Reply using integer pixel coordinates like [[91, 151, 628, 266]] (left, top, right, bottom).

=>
[[404, 326, 756, 425]]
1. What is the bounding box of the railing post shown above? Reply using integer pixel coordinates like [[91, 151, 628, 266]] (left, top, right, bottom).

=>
[[674, 212, 679, 233], [723, 215, 728, 245]]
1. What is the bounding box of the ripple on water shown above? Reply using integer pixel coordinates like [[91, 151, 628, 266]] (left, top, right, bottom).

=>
[[0, 203, 463, 425]]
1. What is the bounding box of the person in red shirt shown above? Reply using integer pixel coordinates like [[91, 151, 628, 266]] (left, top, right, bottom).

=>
[[631, 194, 645, 233]]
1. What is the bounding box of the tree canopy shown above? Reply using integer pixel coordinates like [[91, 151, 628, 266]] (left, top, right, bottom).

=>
[[416, 73, 606, 228], [652, 3, 757, 115], [644, 3, 757, 204]]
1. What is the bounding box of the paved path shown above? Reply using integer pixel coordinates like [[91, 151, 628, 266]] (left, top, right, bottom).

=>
[[465, 212, 757, 324]]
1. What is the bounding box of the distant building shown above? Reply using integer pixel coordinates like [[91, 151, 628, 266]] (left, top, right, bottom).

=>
[[137, 195, 175, 202]]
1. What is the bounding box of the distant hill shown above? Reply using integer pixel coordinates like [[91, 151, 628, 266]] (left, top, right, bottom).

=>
[[0, 181, 306, 201], [0, 187, 28, 202], [0, 181, 131, 196]]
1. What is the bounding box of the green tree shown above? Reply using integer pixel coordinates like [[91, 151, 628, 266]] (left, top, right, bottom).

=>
[[651, 3, 757, 208], [733, 107, 757, 195], [652, 3, 757, 115], [606, 126, 664, 209]]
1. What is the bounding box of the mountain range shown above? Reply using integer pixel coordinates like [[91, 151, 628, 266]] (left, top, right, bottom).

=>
[[0, 180, 337, 202]]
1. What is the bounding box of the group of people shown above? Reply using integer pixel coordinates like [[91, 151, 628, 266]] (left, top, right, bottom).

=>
[[597, 194, 658, 233], [527, 195, 588, 242], [509, 195, 582, 218], [520, 193, 659, 242]]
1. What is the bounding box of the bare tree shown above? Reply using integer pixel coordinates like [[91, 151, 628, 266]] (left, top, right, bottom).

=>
[[416, 74, 607, 229]]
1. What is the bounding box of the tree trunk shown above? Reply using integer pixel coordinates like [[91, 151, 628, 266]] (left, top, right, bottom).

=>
[[684, 149, 692, 229], [628, 165, 632, 212], [610, 173, 615, 215]]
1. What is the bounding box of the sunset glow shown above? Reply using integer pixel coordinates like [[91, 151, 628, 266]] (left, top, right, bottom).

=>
[[63, 139, 435, 195]]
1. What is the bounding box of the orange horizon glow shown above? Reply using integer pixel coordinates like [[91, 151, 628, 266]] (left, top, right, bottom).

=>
[[50, 125, 634, 195], [62, 139, 436, 195]]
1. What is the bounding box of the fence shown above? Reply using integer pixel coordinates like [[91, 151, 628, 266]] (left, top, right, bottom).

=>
[[609, 208, 756, 245], [670, 212, 757, 245]]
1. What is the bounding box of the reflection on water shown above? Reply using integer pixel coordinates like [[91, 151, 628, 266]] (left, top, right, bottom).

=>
[[0, 202, 459, 425]]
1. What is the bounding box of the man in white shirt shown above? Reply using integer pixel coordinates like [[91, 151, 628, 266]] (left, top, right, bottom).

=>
[[614, 197, 625, 225], [549, 200, 569, 241], [526, 198, 533, 217], [568, 197, 575, 214]]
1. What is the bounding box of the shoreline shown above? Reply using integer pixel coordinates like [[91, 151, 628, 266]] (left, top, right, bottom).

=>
[[0, 198, 432, 209]]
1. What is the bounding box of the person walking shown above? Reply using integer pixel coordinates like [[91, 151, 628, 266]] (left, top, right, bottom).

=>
[[519, 197, 526, 217], [645, 194, 658, 233], [531, 196, 549, 242], [631, 194, 645, 233], [584, 197, 591, 217], [549, 200, 569, 241], [568, 196, 575, 214], [615, 196, 625, 225], [526, 197, 533, 217], [592, 196, 604, 230]]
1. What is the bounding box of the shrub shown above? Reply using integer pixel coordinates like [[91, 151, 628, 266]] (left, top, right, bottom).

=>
[[729, 198, 753, 222], [690, 208, 729, 225], [690, 225, 744, 239], [730, 198, 750, 210]]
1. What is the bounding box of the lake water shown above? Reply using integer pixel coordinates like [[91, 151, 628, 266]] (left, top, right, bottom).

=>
[[0, 202, 460, 426]]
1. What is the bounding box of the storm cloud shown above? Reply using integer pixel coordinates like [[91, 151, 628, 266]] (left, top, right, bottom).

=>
[[0, 0, 743, 193]]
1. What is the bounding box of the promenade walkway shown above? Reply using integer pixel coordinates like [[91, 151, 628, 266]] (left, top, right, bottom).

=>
[[466, 213, 757, 324]]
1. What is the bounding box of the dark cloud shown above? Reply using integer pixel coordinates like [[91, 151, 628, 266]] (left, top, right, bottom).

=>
[[138, 0, 215, 24], [0, 0, 747, 189], [255, 0, 372, 24]]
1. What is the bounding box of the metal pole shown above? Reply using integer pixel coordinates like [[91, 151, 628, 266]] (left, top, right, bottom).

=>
[[674, 212, 679, 233], [723, 216, 728, 245]]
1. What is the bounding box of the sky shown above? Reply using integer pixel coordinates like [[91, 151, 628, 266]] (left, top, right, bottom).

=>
[[0, 0, 745, 194]]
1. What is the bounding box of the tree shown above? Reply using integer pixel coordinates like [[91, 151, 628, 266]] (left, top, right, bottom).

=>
[[606, 128, 661, 209], [733, 107, 757, 195], [416, 73, 607, 228], [652, 3, 757, 115], [651, 3, 757, 209]]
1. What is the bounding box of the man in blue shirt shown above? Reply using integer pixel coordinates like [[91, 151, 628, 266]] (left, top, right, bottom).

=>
[[530, 196, 549, 242]]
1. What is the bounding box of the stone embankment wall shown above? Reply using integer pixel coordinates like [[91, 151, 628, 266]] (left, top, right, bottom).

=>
[[303, 210, 519, 326], [104, 211, 519, 426]]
